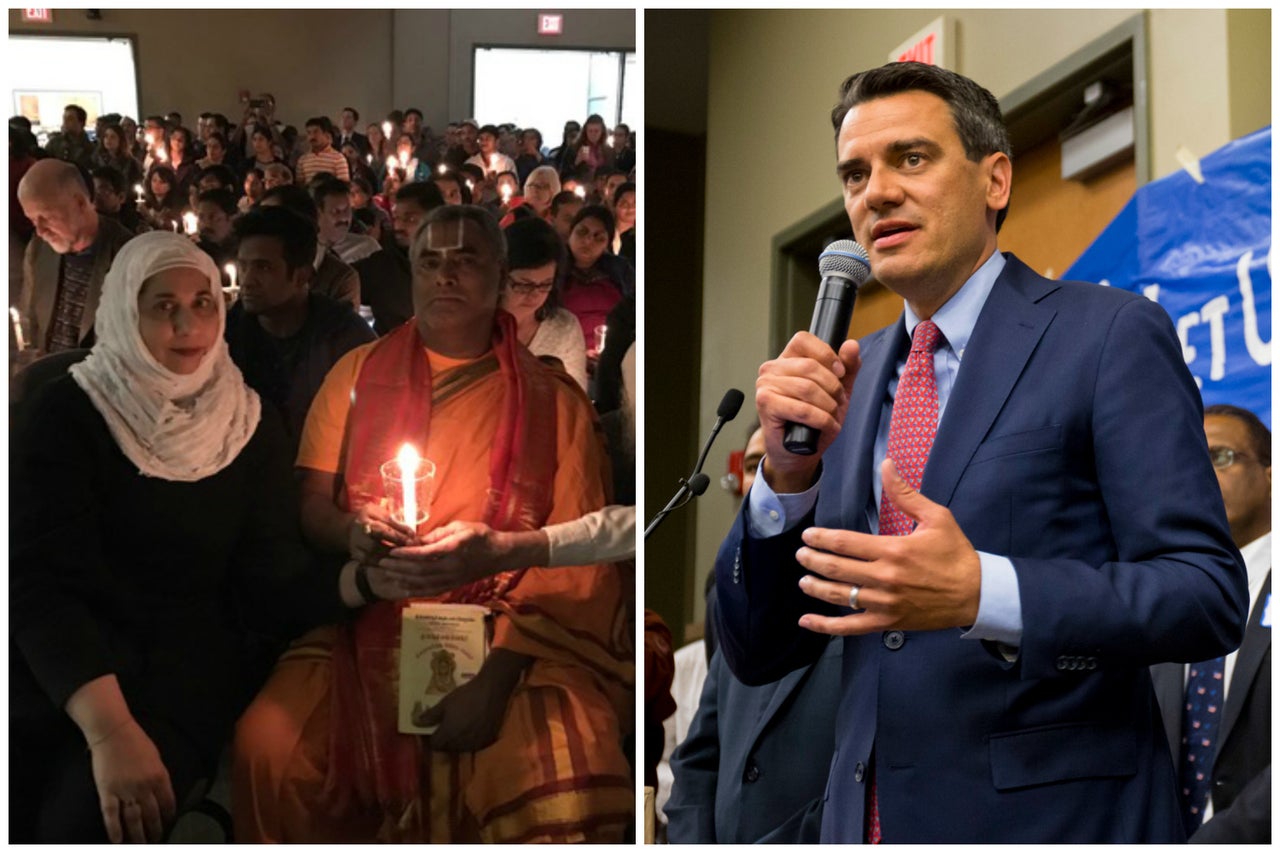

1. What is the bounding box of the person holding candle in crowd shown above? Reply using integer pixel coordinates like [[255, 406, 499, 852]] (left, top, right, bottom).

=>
[[444, 119, 480, 169], [347, 181, 444, 336], [91, 166, 147, 236], [432, 168, 471, 207], [499, 165, 560, 228], [245, 124, 285, 174], [500, 217, 587, 390], [295, 117, 350, 185], [515, 128, 544, 184], [140, 164, 185, 233], [466, 124, 516, 177], [16, 159, 136, 354], [194, 188, 238, 273], [257, 184, 360, 310], [562, 204, 633, 348], [232, 204, 633, 843], [240, 167, 266, 214], [9, 232, 355, 843], [570, 114, 615, 176], [195, 132, 233, 177], [365, 122, 389, 165]]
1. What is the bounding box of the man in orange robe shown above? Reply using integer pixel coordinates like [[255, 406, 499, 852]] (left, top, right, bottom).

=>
[[232, 205, 634, 843]]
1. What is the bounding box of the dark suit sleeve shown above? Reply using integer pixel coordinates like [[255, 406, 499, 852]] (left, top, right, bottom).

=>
[[713, 501, 840, 686], [665, 651, 724, 843], [1014, 296, 1248, 677], [1190, 765, 1270, 844]]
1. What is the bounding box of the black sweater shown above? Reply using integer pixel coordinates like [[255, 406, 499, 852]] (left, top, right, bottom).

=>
[[10, 376, 345, 752]]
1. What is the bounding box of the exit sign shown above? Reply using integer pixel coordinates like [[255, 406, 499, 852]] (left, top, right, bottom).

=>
[[23, 9, 53, 22], [889, 16, 953, 68], [538, 13, 563, 35]]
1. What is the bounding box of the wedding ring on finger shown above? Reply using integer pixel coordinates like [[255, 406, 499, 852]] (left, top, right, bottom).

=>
[[847, 583, 862, 611]]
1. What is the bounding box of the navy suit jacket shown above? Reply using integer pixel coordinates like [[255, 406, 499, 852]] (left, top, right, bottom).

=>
[[1152, 571, 1270, 843], [714, 254, 1248, 843], [665, 639, 842, 843]]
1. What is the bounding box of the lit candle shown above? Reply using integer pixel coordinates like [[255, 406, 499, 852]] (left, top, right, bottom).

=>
[[134, 183, 144, 204], [382, 121, 392, 139], [156, 146, 167, 163], [501, 184, 512, 202], [385, 155, 398, 173], [466, 179, 474, 191], [397, 443, 420, 526], [172, 220, 180, 233], [366, 154, 373, 165], [10, 307, 26, 351], [183, 211, 198, 236], [224, 262, 237, 293], [573, 185, 586, 199], [437, 163, 447, 175], [399, 150, 408, 169], [488, 154, 498, 174]]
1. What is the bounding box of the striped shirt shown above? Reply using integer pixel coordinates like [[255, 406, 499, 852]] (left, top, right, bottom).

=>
[[295, 147, 350, 184]]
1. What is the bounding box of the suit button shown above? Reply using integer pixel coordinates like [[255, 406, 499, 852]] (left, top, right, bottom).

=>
[[883, 631, 905, 650], [855, 762, 865, 782], [745, 763, 760, 783]]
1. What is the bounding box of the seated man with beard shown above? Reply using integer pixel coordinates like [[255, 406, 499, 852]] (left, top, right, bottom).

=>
[[232, 205, 634, 843]]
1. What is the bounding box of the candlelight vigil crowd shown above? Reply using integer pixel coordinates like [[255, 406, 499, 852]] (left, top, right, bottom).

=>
[[9, 97, 638, 843]]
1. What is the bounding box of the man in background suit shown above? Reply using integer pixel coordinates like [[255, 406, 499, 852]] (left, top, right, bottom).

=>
[[666, 425, 842, 844], [1152, 404, 1270, 843], [17, 159, 133, 353], [335, 107, 370, 159], [714, 61, 1247, 843]]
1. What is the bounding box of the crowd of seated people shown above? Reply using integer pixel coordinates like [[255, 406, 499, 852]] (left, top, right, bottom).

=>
[[9, 96, 638, 843]]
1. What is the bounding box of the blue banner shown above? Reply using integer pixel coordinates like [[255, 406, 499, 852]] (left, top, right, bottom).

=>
[[1066, 126, 1271, 426]]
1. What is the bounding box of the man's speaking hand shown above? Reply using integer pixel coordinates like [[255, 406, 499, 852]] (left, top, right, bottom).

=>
[[755, 332, 860, 494], [794, 459, 982, 635]]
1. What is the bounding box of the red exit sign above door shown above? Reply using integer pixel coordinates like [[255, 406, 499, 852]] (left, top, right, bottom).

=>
[[23, 9, 54, 23], [538, 13, 563, 36]]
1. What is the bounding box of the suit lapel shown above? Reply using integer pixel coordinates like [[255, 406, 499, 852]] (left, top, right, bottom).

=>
[[839, 321, 905, 530], [33, 244, 61, 346], [1218, 571, 1271, 749], [923, 255, 1058, 507]]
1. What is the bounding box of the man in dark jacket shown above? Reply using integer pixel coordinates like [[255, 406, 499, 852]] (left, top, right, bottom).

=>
[[225, 206, 374, 446]]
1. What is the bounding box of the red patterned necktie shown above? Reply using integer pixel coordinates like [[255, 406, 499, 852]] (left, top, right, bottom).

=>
[[867, 319, 942, 844]]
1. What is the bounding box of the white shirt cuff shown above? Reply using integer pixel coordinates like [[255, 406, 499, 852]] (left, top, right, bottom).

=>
[[961, 552, 1023, 648], [745, 462, 820, 538]]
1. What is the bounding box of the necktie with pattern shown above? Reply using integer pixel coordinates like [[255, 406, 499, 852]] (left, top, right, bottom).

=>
[[867, 319, 943, 843], [1179, 656, 1226, 836]]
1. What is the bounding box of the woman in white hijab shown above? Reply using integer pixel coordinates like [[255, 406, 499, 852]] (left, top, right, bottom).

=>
[[10, 232, 351, 843]]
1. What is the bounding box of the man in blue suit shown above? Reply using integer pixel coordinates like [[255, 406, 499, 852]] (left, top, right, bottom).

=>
[[714, 61, 1248, 843]]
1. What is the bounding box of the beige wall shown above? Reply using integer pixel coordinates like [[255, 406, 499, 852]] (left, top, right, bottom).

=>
[[8, 9, 635, 132], [687, 8, 1271, 626], [8, 9, 395, 128]]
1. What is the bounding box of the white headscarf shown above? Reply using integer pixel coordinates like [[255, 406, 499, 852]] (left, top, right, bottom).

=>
[[69, 231, 261, 482]]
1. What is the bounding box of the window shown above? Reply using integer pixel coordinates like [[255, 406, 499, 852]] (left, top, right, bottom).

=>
[[473, 46, 634, 144], [9, 35, 139, 142]]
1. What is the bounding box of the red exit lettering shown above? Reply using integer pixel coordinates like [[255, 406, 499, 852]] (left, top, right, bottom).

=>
[[896, 33, 936, 65]]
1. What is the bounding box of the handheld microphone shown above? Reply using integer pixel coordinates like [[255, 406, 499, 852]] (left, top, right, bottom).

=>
[[645, 389, 744, 540], [782, 240, 871, 455]]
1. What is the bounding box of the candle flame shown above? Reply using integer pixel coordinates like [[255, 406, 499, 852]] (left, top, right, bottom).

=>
[[386, 156, 398, 171], [573, 185, 586, 199], [438, 163, 447, 175], [397, 443, 420, 476], [183, 211, 199, 235], [382, 121, 392, 138], [501, 185, 512, 201]]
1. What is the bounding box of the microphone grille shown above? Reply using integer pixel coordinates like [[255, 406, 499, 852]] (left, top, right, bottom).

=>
[[819, 240, 871, 286]]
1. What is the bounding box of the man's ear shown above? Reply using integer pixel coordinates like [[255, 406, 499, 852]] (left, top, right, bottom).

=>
[[985, 151, 1012, 215], [293, 262, 314, 290]]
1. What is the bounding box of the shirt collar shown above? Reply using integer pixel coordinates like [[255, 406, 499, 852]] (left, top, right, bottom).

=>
[[902, 250, 1006, 359], [1238, 532, 1271, 600]]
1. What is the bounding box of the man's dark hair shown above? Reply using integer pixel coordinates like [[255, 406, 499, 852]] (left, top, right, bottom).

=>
[[414, 204, 506, 269], [504, 217, 565, 321], [478, 124, 500, 139], [247, 166, 265, 182], [612, 181, 635, 208], [198, 111, 214, 121], [90, 165, 127, 195], [210, 113, 230, 134], [349, 175, 373, 196], [550, 190, 580, 215], [523, 127, 543, 149], [234, 205, 318, 272], [831, 61, 1013, 230], [387, 109, 405, 124], [305, 116, 334, 137], [342, 106, 360, 121], [197, 187, 238, 217], [199, 164, 238, 190], [405, 108, 424, 121], [64, 104, 87, 125], [352, 206, 378, 230], [1204, 405, 1272, 467], [11, 125, 34, 159], [571, 204, 615, 242], [310, 176, 351, 208], [395, 180, 446, 212], [460, 119, 479, 132], [248, 122, 273, 140], [260, 184, 319, 224], [206, 131, 227, 149]]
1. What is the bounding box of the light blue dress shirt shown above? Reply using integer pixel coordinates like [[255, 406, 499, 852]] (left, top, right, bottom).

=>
[[747, 250, 1022, 647]]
